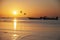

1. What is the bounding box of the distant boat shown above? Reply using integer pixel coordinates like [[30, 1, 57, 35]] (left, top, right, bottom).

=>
[[28, 18, 41, 20], [28, 17, 58, 20]]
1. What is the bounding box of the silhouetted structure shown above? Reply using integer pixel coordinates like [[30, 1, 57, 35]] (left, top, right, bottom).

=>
[[56, 16, 58, 20], [28, 16, 59, 20]]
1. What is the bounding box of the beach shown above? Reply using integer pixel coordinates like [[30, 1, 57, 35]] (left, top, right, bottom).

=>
[[0, 19, 60, 40]]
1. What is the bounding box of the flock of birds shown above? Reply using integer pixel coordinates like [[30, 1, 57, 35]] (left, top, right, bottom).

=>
[[20, 11, 26, 15]]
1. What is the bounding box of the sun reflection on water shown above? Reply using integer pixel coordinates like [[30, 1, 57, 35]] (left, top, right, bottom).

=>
[[12, 34, 18, 40], [13, 34, 18, 37], [14, 18, 17, 30]]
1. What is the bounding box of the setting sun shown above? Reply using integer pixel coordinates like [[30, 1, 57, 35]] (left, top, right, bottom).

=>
[[13, 11, 17, 15]]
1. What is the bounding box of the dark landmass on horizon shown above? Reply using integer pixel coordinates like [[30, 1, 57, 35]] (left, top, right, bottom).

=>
[[0, 16, 59, 20]]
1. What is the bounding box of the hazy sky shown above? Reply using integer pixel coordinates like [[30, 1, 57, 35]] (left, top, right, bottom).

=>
[[0, 0, 60, 17]]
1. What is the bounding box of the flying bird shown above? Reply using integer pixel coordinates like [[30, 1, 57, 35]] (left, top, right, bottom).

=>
[[20, 11, 22, 13], [24, 13, 26, 15]]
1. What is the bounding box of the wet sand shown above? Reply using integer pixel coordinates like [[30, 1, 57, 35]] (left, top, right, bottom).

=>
[[0, 19, 60, 40]]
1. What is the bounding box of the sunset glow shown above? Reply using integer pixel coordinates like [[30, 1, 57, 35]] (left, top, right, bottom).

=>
[[0, 0, 60, 40], [0, 0, 60, 17], [13, 11, 17, 15]]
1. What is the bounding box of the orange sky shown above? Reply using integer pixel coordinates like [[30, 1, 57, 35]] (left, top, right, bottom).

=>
[[0, 0, 60, 17]]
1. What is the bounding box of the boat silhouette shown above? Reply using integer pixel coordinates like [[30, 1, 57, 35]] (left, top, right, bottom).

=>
[[28, 16, 58, 20]]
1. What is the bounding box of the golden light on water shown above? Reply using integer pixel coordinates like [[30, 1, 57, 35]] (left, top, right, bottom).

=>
[[13, 34, 18, 37], [14, 18, 17, 30], [13, 34, 18, 40]]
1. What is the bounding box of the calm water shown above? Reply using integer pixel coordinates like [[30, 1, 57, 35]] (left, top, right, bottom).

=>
[[0, 18, 60, 40]]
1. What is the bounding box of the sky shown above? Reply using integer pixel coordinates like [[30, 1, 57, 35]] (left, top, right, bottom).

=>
[[0, 0, 60, 17]]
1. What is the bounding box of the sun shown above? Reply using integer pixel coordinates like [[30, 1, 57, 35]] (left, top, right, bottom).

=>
[[13, 11, 17, 15]]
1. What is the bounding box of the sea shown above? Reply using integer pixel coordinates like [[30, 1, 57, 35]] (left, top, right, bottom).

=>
[[0, 18, 60, 40]]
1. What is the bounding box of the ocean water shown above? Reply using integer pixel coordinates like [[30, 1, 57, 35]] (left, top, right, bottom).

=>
[[0, 18, 60, 40]]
